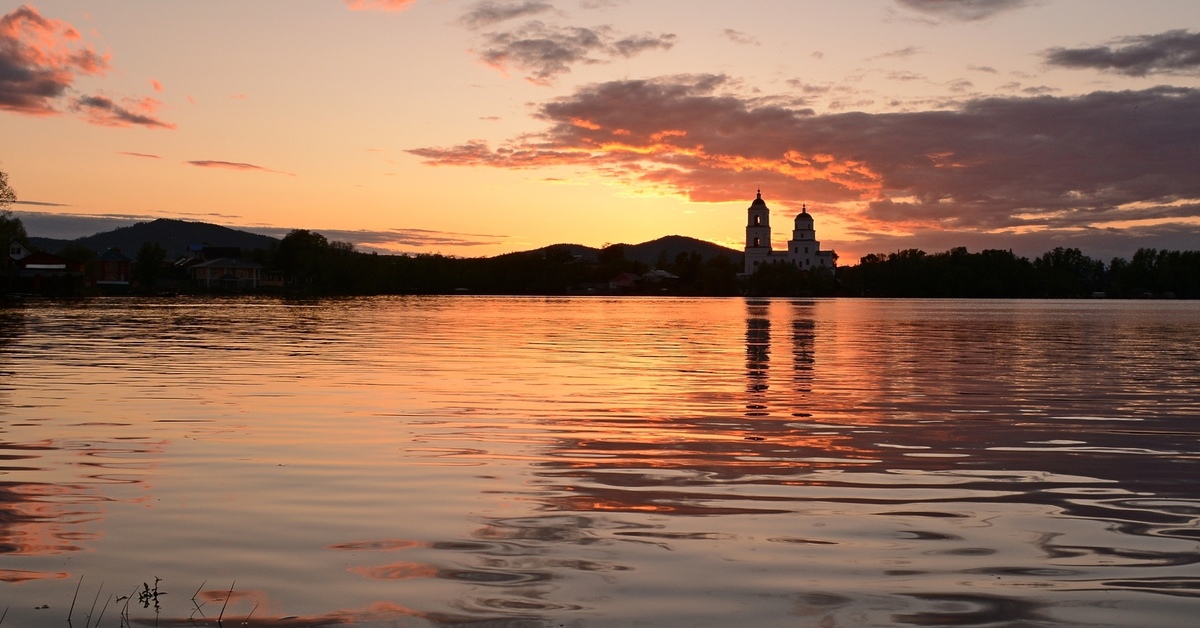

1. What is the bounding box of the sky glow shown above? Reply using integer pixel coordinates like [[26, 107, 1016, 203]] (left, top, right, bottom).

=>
[[2, 0, 1199, 263]]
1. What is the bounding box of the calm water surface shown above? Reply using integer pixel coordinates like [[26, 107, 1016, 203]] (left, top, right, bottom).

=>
[[1, 297, 1199, 627]]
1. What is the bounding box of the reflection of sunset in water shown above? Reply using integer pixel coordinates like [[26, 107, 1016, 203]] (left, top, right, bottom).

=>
[[1, 298, 1199, 626]]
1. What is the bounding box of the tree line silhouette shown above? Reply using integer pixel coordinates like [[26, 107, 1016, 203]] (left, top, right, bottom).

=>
[[265, 230, 743, 296], [0, 166, 1195, 298], [264, 230, 1196, 299], [2, 217, 1196, 299], [835, 246, 1199, 299]]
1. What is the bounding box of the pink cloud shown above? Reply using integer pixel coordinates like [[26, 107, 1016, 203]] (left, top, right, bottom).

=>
[[150, 78, 162, 92], [1, 5, 175, 129], [343, 0, 417, 11], [0, 4, 109, 114]]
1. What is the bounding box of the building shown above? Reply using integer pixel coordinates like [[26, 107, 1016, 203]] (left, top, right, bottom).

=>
[[96, 248, 132, 289], [190, 257, 263, 290], [743, 190, 836, 275], [9, 248, 85, 295]]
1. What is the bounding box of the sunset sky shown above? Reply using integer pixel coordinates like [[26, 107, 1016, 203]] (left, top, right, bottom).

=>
[[2, 0, 1199, 263]]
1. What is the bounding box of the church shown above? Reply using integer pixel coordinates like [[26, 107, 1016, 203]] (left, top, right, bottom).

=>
[[743, 190, 836, 275]]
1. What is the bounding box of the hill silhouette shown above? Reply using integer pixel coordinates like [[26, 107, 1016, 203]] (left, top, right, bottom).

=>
[[512, 235, 741, 265], [28, 219, 741, 266], [31, 218, 280, 258], [623, 235, 741, 265]]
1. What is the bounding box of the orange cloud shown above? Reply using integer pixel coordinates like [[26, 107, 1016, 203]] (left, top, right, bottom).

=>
[[343, 0, 417, 11], [410, 76, 884, 205], [150, 78, 162, 92], [570, 117, 600, 130], [410, 75, 1200, 254]]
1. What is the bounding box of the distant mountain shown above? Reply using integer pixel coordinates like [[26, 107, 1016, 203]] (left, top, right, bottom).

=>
[[498, 243, 600, 261], [27, 236, 72, 254], [26, 216, 740, 268], [31, 218, 279, 258], [503, 236, 741, 266], [622, 235, 742, 266]]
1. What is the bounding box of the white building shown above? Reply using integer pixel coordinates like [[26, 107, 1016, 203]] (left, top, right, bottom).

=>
[[743, 190, 836, 275]]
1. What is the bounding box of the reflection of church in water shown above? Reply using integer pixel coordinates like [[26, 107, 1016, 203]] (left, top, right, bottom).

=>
[[743, 190, 836, 275], [745, 300, 815, 415]]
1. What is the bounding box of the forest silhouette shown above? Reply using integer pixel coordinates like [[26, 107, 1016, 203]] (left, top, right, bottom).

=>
[[1, 165, 1196, 299], [228, 229, 1200, 299]]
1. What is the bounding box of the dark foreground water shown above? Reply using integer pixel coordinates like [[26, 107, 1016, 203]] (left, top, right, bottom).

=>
[[1, 297, 1199, 627]]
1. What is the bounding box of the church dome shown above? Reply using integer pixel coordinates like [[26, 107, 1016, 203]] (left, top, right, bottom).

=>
[[795, 204, 814, 225], [750, 190, 768, 208]]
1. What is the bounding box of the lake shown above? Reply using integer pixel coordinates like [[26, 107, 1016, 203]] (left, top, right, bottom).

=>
[[1, 296, 1199, 627]]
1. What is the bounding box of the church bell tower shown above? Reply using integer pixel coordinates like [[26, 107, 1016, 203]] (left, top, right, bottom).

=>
[[744, 189, 772, 275]]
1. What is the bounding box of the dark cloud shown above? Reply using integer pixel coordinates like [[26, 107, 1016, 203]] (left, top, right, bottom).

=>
[[874, 46, 922, 59], [895, 0, 1035, 22], [249, 226, 507, 252], [410, 75, 1200, 252], [0, 5, 108, 115], [118, 151, 161, 159], [473, 21, 675, 85], [73, 95, 175, 129], [785, 79, 836, 96], [15, 210, 500, 253], [1044, 30, 1200, 77], [947, 79, 974, 93], [887, 71, 925, 82], [1021, 85, 1057, 95], [722, 29, 759, 46], [609, 31, 676, 57], [13, 199, 70, 207], [460, 1, 553, 29], [14, 211, 142, 239]]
